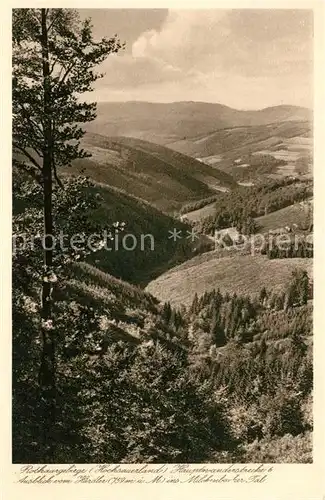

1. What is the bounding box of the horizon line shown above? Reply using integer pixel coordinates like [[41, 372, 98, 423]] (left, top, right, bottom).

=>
[[93, 100, 313, 112]]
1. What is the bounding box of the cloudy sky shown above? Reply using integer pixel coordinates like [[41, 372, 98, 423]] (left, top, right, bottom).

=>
[[79, 9, 313, 110]]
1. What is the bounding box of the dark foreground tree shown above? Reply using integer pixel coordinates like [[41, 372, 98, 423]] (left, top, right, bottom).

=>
[[12, 8, 124, 459]]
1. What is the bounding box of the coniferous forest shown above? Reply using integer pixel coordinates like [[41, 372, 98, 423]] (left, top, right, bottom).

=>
[[12, 8, 313, 464]]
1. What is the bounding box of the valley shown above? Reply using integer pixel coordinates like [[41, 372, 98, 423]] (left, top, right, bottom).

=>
[[180, 122, 313, 183], [82, 182, 212, 284], [85, 102, 312, 188], [67, 132, 236, 213], [68, 102, 314, 308]]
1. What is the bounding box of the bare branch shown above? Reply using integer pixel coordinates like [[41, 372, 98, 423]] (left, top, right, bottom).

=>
[[14, 145, 42, 171], [54, 59, 78, 94], [49, 56, 60, 75], [47, 10, 61, 34]]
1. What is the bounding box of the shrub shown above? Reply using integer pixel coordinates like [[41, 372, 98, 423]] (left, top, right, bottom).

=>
[[239, 432, 312, 463]]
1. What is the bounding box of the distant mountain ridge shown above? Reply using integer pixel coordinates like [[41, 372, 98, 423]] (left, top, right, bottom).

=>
[[85, 101, 312, 145]]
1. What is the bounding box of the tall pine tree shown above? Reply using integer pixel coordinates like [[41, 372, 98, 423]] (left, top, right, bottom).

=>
[[12, 8, 124, 459]]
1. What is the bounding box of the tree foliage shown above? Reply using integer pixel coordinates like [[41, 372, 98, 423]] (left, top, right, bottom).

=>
[[12, 8, 124, 458], [13, 8, 124, 182]]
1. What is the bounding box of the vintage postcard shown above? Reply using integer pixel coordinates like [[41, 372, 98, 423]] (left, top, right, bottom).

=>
[[1, 1, 324, 499]]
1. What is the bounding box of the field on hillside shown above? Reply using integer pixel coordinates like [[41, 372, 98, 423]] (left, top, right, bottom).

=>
[[181, 177, 313, 227], [83, 102, 312, 186], [170, 120, 312, 183], [169, 120, 312, 158], [146, 253, 312, 307]]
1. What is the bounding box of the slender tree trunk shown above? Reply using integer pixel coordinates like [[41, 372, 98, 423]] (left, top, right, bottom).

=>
[[39, 7, 56, 461]]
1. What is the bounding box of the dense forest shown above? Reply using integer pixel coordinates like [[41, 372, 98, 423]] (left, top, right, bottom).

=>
[[261, 238, 313, 259]]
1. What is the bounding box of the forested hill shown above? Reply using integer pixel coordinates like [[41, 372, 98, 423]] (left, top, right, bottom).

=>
[[78, 181, 212, 284], [85, 101, 311, 145], [66, 133, 236, 213]]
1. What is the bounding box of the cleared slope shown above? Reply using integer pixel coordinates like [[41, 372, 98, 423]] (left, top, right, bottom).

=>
[[255, 199, 313, 232], [146, 253, 312, 307], [67, 133, 236, 213], [181, 202, 217, 223]]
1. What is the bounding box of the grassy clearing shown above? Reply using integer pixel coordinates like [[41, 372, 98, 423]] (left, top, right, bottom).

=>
[[146, 254, 312, 307], [182, 202, 217, 223], [256, 200, 313, 232]]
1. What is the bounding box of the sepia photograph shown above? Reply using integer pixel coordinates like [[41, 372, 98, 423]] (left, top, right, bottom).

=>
[[12, 7, 314, 465]]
